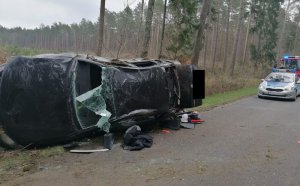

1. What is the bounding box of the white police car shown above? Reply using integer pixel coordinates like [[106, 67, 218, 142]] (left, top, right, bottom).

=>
[[258, 72, 300, 101]]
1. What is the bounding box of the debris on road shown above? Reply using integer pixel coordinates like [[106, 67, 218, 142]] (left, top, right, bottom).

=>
[[0, 127, 19, 149], [122, 125, 153, 151], [70, 149, 109, 153], [161, 129, 171, 134], [63, 142, 79, 150], [160, 117, 181, 130], [103, 133, 114, 150], [178, 111, 204, 128], [180, 123, 195, 129]]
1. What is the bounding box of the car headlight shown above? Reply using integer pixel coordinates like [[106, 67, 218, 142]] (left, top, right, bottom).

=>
[[284, 87, 293, 91], [259, 85, 266, 90]]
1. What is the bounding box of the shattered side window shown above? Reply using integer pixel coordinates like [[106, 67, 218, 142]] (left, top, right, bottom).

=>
[[73, 62, 112, 133], [75, 85, 111, 132]]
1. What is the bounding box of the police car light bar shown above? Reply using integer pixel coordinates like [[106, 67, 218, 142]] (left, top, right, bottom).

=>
[[272, 68, 296, 73], [283, 56, 300, 59]]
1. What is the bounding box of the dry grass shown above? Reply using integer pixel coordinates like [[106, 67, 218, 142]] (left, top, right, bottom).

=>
[[178, 58, 267, 96], [0, 48, 7, 64], [0, 147, 64, 183], [203, 62, 268, 96], [205, 75, 259, 96]]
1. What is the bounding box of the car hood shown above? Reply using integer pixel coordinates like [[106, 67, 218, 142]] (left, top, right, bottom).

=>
[[266, 81, 292, 88]]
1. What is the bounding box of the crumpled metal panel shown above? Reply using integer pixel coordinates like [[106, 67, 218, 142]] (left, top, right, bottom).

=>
[[0, 56, 82, 146]]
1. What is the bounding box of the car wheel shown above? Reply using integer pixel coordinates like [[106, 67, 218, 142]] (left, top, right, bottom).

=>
[[292, 91, 297, 101], [258, 95, 263, 99], [176, 65, 202, 108]]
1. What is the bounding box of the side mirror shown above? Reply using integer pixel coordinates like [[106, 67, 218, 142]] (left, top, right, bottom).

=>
[[261, 79, 264, 82]]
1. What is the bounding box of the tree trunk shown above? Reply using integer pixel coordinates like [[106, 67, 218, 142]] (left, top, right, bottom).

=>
[[230, 0, 245, 76], [159, 0, 167, 58], [255, 0, 266, 65], [97, 0, 106, 56], [203, 17, 211, 68], [203, 39, 208, 68], [191, 0, 212, 66], [136, 0, 145, 56], [210, 23, 216, 66], [242, 0, 253, 65], [212, 0, 222, 71], [277, 0, 291, 59], [156, 24, 160, 57], [222, 0, 231, 73], [292, 22, 300, 55], [141, 0, 155, 58]]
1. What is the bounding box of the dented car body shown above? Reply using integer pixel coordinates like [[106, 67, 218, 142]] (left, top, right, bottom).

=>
[[0, 54, 203, 147]]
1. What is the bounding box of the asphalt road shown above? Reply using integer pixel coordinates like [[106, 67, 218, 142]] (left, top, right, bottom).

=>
[[4, 96, 300, 186]]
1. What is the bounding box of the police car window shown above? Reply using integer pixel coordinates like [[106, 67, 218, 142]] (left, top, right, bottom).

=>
[[266, 74, 294, 83]]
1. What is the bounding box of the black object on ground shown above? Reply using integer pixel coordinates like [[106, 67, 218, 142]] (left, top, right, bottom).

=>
[[178, 111, 204, 129], [63, 142, 79, 150], [70, 149, 109, 153], [122, 125, 153, 151], [160, 117, 181, 130], [189, 112, 201, 121], [103, 133, 114, 150], [180, 123, 195, 129]]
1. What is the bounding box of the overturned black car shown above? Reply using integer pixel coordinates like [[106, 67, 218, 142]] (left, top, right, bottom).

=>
[[0, 54, 204, 147]]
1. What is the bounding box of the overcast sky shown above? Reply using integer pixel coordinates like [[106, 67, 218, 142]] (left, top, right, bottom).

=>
[[0, 0, 141, 29]]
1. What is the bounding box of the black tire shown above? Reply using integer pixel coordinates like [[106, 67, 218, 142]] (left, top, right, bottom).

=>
[[292, 91, 297, 101], [176, 65, 202, 108]]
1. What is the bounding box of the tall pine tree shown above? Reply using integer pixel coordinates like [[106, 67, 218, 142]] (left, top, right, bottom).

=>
[[250, 0, 283, 65]]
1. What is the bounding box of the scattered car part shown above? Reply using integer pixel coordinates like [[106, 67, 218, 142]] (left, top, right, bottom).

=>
[[188, 112, 202, 120], [63, 142, 80, 150], [178, 111, 204, 128], [0, 127, 19, 149], [70, 149, 109, 153], [160, 117, 181, 130], [103, 133, 114, 150], [181, 114, 189, 123], [180, 123, 195, 129], [122, 125, 153, 151], [161, 129, 171, 134], [191, 119, 205, 123]]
